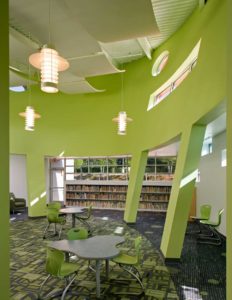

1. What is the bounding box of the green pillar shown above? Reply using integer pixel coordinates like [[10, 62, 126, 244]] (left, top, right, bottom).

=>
[[27, 154, 47, 217], [124, 151, 148, 223], [227, 0, 232, 298], [160, 125, 206, 259], [0, 0, 9, 298]]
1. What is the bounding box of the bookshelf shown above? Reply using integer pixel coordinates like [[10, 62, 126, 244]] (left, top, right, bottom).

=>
[[65, 180, 172, 212]]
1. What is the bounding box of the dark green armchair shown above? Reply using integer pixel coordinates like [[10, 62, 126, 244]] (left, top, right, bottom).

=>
[[10, 193, 26, 214]]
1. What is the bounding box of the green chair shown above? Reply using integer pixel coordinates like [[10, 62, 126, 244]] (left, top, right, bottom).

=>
[[111, 236, 144, 291], [47, 201, 62, 210], [43, 207, 66, 240], [67, 227, 90, 265], [38, 247, 79, 300], [198, 208, 224, 245], [191, 204, 212, 221], [67, 227, 89, 240], [75, 206, 92, 234]]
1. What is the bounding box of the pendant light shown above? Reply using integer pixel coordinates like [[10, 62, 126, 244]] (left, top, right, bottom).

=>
[[19, 106, 41, 131], [29, 0, 69, 93], [112, 70, 132, 135], [19, 35, 41, 131]]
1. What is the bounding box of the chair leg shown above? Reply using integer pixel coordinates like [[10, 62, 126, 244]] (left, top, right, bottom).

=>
[[58, 224, 63, 240], [79, 218, 92, 234], [119, 264, 144, 291], [61, 273, 77, 300], [197, 226, 222, 246], [43, 223, 50, 239], [38, 274, 51, 299]]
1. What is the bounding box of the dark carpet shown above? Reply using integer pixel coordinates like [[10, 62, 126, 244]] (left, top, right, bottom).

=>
[[10, 209, 226, 300]]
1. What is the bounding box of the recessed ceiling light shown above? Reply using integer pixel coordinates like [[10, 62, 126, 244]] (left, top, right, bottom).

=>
[[9, 85, 27, 92]]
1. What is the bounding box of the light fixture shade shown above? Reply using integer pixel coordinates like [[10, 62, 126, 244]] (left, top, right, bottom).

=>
[[19, 106, 41, 131], [112, 111, 132, 135], [29, 45, 69, 93]]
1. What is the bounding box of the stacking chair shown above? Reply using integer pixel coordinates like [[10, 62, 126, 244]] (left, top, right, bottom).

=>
[[190, 204, 211, 234], [111, 236, 144, 292], [47, 201, 62, 210], [67, 227, 89, 240], [38, 247, 79, 300], [43, 207, 66, 239], [66, 227, 95, 270], [198, 208, 224, 246], [75, 206, 92, 234]]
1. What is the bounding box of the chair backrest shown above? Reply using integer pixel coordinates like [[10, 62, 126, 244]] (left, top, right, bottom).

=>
[[47, 208, 60, 223], [134, 236, 142, 263], [216, 208, 224, 226], [67, 227, 88, 240], [46, 247, 64, 276], [200, 204, 211, 220], [10, 193, 15, 201], [47, 201, 62, 211]]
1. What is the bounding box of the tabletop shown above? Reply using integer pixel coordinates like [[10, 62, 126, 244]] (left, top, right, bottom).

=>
[[59, 207, 83, 214], [49, 235, 125, 260]]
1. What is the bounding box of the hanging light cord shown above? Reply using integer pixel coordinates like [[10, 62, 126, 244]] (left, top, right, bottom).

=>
[[48, 0, 51, 44], [28, 32, 32, 106], [121, 67, 124, 111]]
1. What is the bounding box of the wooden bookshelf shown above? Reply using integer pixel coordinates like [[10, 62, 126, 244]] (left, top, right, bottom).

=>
[[65, 180, 172, 212]]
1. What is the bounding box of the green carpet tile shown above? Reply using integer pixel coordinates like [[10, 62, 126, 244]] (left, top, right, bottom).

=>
[[10, 215, 179, 300]]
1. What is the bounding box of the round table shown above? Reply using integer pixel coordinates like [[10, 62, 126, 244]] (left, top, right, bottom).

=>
[[59, 207, 83, 228]]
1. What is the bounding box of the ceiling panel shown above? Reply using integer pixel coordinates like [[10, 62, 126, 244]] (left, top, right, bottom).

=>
[[68, 53, 124, 78], [148, 0, 198, 49], [9, 0, 199, 94], [59, 72, 104, 94], [64, 0, 160, 42]]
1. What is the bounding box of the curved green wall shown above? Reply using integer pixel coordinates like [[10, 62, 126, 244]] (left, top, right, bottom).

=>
[[10, 0, 226, 215], [9, 0, 231, 298]]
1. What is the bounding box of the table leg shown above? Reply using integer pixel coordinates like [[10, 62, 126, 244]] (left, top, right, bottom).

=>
[[95, 260, 101, 298], [72, 214, 75, 228], [105, 259, 110, 280]]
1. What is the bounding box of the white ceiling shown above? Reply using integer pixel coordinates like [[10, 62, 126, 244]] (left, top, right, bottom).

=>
[[9, 0, 199, 94]]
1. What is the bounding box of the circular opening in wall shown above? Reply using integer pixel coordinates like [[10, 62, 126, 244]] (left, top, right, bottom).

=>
[[152, 51, 169, 77]]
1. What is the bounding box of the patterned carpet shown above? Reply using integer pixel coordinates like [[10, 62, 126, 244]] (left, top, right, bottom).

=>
[[10, 210, 226, 300]]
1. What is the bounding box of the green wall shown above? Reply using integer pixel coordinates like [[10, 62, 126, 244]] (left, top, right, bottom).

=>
[[0, 1, 9, 299]]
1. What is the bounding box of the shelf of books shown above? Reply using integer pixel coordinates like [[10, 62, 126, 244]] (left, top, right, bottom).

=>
[[65, 180, 172, 212]]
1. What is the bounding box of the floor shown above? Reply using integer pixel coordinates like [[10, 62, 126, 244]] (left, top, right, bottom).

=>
[[10, 209, 226, 300]]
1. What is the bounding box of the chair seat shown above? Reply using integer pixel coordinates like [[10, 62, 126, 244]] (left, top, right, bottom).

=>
[[200, 220, 218, 226], [112, 253, 138, 265], [60, 262, 79, 277], [14, 202, 26, 207], [50, 217, 66, 225]]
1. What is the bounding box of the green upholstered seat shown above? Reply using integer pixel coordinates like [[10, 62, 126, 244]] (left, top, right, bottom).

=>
[[10, 192, 26, 214]]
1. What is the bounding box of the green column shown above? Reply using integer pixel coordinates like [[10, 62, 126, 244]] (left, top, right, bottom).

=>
[[227, 0, 232, 298], [161, 125, 206, 259], [0, 1, 9, 298], [124, 151, 148, 223], [27, 154, 47, 217]]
